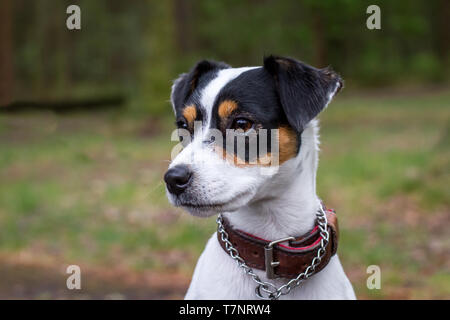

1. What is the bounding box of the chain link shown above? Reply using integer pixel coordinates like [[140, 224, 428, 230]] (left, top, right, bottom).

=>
[[216, 206, 330, 300]]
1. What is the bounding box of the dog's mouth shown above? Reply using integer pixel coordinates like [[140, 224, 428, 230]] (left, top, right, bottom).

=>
[[175, 190, 254, 217], [181, 202, 226, 209]]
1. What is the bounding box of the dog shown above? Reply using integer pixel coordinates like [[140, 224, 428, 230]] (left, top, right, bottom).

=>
[[164, 55, 356, 300]]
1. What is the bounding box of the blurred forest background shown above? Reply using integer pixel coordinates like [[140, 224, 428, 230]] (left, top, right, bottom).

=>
[[0, 0, 449, 299], [1, 0, 449, 109]]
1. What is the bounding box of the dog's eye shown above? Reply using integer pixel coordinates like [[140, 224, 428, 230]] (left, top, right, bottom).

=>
[[231, 118, 254, 132], [176, 120, 191, 146], [176, 120, 188, 130]]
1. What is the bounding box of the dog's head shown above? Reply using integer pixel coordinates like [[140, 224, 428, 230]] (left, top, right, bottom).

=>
[[164, 56, 342, 217]]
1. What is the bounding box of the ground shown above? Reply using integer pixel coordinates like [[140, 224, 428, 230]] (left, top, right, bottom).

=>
[[0, 87, 449, 299]]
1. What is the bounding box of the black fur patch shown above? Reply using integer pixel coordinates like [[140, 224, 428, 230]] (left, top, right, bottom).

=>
[[210, 68, 288, 160], [263, 55, 342, 133], [171, 60, 230, 119]]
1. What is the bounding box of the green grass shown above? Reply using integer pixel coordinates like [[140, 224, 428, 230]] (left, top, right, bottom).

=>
[[0, 88, 449, 299]]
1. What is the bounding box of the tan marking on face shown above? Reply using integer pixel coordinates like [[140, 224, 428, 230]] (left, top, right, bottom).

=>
[[278, 126, 298, 164], [218, 100, 238, 120], [213, 145, 273, 168], [183, 105, 197, 125], [212, 126, 298, 168]]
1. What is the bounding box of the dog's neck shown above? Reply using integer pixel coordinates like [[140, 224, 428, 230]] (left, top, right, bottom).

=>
[[223, 120, 321, 240]]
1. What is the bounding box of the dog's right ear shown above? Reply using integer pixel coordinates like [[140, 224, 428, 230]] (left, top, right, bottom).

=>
[[170, 60, 230, 113]]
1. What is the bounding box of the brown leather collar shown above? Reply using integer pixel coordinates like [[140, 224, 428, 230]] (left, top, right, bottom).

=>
[[217, 206, 339, 279]]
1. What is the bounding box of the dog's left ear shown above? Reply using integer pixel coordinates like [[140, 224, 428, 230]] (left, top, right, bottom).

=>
[[264, 55, 343, 133]]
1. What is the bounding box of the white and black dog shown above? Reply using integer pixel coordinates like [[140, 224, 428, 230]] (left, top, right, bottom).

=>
[[164, 56, 356, 299]]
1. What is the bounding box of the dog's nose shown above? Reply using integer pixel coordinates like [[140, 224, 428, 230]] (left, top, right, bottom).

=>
[[164, 165, 192, 195]]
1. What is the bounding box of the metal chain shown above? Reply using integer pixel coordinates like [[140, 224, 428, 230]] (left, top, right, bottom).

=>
[[216, 206, 330, 300]]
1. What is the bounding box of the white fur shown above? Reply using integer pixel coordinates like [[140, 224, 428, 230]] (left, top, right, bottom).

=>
[[168, 67, 356, 300]]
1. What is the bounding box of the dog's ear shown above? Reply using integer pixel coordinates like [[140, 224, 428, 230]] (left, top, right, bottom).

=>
[[171, 60, 230, 113], [263, 55, 343, 132]]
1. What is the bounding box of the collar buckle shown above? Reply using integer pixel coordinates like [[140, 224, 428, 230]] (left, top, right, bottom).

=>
[[264, 237, 295, 279]]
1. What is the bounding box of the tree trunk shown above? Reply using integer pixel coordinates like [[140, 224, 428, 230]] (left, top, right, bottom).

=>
[[312, 8, 327, 68], [435, 0, 450, 67], [173, 0, 192, 54], [0, 0, 14, 107]]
